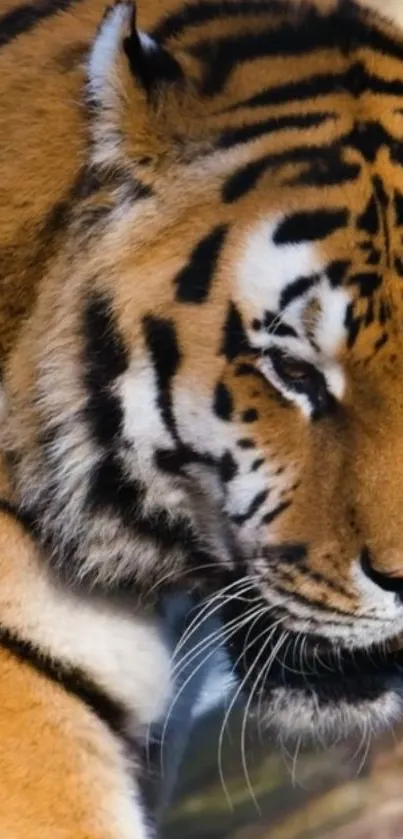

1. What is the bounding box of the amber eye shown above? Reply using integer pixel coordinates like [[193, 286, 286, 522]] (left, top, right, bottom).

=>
[[267, 348, 317, 386], [264, 347, 336, 419], [272, 353, 314, 384]]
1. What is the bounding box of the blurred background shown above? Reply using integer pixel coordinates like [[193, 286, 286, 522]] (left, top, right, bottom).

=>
[[156, 598, 403, 839]]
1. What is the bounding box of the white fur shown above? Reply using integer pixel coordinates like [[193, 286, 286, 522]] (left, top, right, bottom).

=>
[[139, 32, 158, 53], [120, 362, 174, 459], [105, 778, 151, 839], [87, 3, 131, 106], [237, 218, 349, 414], [351, 559, 403, 625], [236, 219, 322, 324], [87, 3, 129, 168], [263, 684, 403, 741], [362, 0, 403, 29], [0, 558, 171, 731], [316, 281, 350, 358]]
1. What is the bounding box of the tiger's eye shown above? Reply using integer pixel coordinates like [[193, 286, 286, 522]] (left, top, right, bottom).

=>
[[267, 349, 314, 385], [275, 356, 312, 382], [263, 347, 337, 420]]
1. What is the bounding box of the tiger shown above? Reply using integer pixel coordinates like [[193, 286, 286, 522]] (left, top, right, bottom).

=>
[[0, 455, 172, 837], [3, 0, 403, 830]]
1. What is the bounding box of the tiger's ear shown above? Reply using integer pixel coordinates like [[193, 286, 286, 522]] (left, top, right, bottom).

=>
[[122, 3, 183, 93], [88, 1, 183, 108], [87, 2, 187, 164]]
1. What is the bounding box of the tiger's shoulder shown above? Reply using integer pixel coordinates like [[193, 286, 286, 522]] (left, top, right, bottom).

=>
[[0, 454, 171, 838]]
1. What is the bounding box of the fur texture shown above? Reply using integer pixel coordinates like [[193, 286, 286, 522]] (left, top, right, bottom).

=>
[[0, 458, 171, 837], [3, 2, 403, 829]]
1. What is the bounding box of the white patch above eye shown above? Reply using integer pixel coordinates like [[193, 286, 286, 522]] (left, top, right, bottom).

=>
[[235, 217, 350, 412], [236, 218, 322, 328]]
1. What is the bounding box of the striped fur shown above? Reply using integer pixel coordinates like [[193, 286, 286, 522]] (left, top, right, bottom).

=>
[[3, 1, 403, 827], [0, 458, 171, 837]]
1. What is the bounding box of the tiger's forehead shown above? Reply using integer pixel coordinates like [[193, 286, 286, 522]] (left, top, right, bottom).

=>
[[233, 215, 351, 363]]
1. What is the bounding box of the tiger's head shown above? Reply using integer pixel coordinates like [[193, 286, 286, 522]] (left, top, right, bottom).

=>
[[5, 0, 403, 742]]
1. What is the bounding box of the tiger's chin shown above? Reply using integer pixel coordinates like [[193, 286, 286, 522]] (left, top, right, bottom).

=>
[[223, 600, 403, 743], [253, 679, 403, 745]]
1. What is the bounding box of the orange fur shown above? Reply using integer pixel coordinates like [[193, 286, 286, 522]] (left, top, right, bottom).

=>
[[2, 0, 403, 823]]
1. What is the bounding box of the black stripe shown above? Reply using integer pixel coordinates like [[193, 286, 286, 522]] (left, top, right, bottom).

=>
[[225, 71, 347, 113], [154, 445, 215, 476], [190, 10, 346, 98], [357, 196, 379, 235], [326, 259, 350, 286], [348, 121, 398, 164], [349, 271, 382, 296], [222, 140, 355, 202], [152, 0, 277, 43], [228, 68, 403, 114], [82, 293, 128, 447], [231, 489, 269, 526], [143, 315, 181, 438], [274, 209, 348, 245], [191, 18, 339, 97], [237, 437, 255, 449], [213, 381, 233, 421], [373, 175, 391, 268], [262, 500, 291, 526], [350, 16, 403, 63], [220, 303, 251, 361], [219, 451, 238, 483], [286, 156, 360, 189], [251, 457, 265, 472], [294, 561, 352, 600], [261, 311, 297, 338], [394, 190, 403, 226], [174, 226, 228, 303], [373, 333, 388, 353], [279, 275, 317, 310], [192, 10, 403, 97], [71, 165, 153, 203], [0, 624, 128, 736], [273, 583, 357, 620], [242, 408, 258, 423], [87, 452, 199, 550], [216, 112, 334, 149], [0, 0, 82, 49], [345, 302, 362, 349], [223, 155, 272, 203], [358, 71, 403, 99]]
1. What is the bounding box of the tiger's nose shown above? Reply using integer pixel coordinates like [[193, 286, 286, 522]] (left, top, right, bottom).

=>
[[360, 546, 403, 598]]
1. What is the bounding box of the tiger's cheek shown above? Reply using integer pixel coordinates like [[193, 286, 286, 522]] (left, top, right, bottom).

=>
[[213, 360, 305, 542]]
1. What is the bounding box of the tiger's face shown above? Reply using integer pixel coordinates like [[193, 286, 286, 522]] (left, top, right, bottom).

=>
[[5, 0, 403, 742], [218, 225, 403, 740]]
